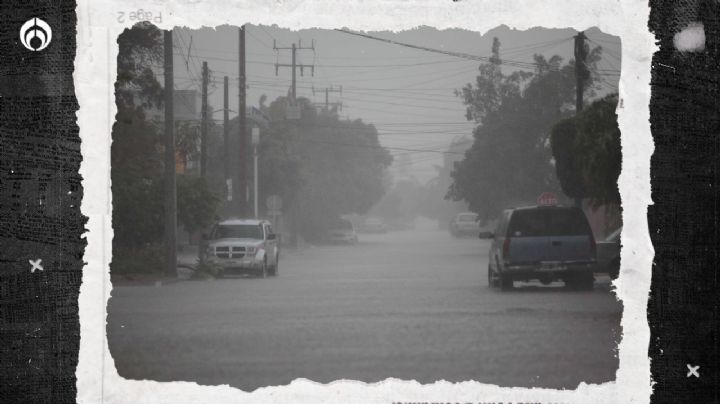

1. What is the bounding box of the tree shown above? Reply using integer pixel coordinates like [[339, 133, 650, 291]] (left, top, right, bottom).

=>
[[551, 94, 620, 207], [112, 23, 165, 249], [247, 96, 392, 240], [176, 175, 222, 242], [549, 118, 587, 199], [116, 22, 164, 114], [447, 37, 602, 219]]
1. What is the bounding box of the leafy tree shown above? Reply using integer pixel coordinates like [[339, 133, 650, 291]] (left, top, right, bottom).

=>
[[247, 96, 392, 240], [447, 37, 602, 219], [112, 23, 164, 249], [176, 175, 222, 242], [116, 22, 164, 113], [551, 94, 620, 207], [549, 118, 587, 199]]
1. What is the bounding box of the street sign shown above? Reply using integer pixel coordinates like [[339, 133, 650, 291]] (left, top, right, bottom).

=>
[[537, 192, 558, 206], [266, 195, 282, 211], [252, 127, 260, 146]]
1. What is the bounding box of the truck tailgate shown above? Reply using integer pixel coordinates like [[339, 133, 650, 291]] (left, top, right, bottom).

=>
[[508, 235, 594, 264]]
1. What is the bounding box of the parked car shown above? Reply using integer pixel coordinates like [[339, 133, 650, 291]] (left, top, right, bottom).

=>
[[203, 219, 279, 278], [327, 218, 359, 244], [487, 206, 597, 291], [477, 219, 498, 239], [449, 212, 480, 237], [596, 227, 621, 280], [359, 217, 388, 234]]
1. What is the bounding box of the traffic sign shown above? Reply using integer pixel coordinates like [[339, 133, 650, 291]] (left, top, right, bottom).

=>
[[537, 192, 558, 206]]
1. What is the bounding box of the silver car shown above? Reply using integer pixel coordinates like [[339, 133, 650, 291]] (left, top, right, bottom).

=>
[[204, 219, 280, 278], [327, 218, 358, 244], [450, 212, 480, 237]]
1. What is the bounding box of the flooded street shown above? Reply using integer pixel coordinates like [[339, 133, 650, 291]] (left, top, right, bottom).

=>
[[108, 228, 621, 391]]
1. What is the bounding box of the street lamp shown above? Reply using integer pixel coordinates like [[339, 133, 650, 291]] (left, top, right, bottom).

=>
[[252, 127, 260, 218]]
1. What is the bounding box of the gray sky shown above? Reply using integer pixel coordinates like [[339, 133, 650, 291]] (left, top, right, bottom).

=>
[[171, 25, 620, 183]]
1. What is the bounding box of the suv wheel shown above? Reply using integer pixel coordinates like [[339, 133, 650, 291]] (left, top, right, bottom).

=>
[[258, 260, 267, 278], [271, 254, 279, 276], [500, 273, 514, 291], [578, 273, 594, 291], [608, 258, 620, 280], [487, 263, 498, 288], [566, 272, 594, 291]]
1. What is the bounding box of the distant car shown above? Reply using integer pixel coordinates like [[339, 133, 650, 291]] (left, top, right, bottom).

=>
[[449, 212, 480, 237], [596, 227, 621, 280], [487, 206, 597, 291], [387, 217, 415, 231], [476, 219, 498, 239], [327, 218, 359, 244], [359, 217, 388, 234], [204, 219, 279, 278]]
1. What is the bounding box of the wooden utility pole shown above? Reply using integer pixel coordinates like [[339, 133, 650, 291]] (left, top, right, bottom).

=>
[[200, 61, 208, 178], [274, 40, 315, 247], [274, 40, 315, 102], [223, 75, 229, 187], [235, 26, 247, 216], [163, 30, 177, 276], [313, 85, 342, 111], [574, 31, 588, 114], [573, 31, 588, 208]]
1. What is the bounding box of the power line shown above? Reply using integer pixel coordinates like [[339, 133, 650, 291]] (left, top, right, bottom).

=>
[[334, 29, 573, 72], [174, 51, 478, 70]]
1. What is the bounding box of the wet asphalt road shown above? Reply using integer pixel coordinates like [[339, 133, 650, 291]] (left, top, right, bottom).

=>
[[107, 228, 622, 391]]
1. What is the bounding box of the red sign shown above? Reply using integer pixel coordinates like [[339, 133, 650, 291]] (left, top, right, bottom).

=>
[[537, 192, 558, 206]]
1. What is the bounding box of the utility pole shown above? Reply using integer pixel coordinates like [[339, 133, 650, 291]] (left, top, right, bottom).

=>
[[312, 85, 342, 112], [274, 40, 315, 247], [573, 31, 588, 209], [235, 26, 247, 216], [223, 75, 229, 198], [163, 30, 177, 276], [574, 31, 588, 114], [274, 40, 315, 103], [252, 127, 260, 218], [200, 61, 209, 178]]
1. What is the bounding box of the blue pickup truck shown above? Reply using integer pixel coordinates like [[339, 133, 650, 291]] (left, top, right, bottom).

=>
[[487, 205, 597, 291]]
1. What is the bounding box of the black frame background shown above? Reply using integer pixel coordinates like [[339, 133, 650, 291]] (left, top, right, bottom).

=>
[[648, 0, 719, 403]]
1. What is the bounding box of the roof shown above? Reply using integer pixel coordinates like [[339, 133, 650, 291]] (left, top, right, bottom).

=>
[[216, 218, 267, 226]]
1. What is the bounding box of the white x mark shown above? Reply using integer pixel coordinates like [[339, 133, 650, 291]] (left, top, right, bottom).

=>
[[687, 364, 700, 378], [29, 259, 43, 273]]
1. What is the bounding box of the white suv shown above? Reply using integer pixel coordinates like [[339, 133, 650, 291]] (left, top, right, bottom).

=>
[[204, 219, 279, 278]]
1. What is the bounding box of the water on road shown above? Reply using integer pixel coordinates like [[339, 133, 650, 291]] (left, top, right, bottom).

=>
[[107, 229, 622, 391]]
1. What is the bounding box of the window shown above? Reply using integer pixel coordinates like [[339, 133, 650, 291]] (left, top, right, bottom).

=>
[[507, 208, 591, 238]]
